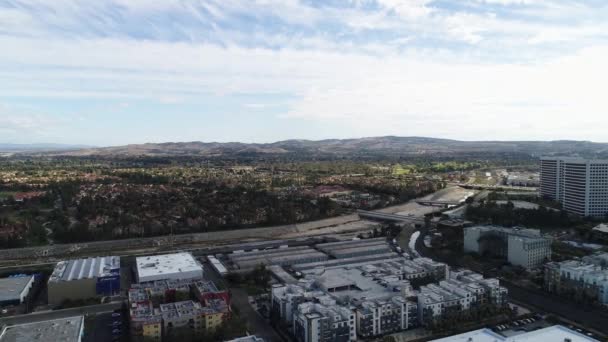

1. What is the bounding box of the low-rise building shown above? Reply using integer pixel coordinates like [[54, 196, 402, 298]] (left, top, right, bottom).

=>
[[418, 270, 507, 325], [464, 226, 551, 269], [430, 325, 599, 341], [0, 316, 84, 342], [294, 300, 356, 342], [591, 223, 608, 243], [136, 253, 203, 283], [544, 255, 608, 305], [128, 278, 230, 341], [227, 336, 265, 342], [48, 256, 120, 305], [0, 275, 35, 307]]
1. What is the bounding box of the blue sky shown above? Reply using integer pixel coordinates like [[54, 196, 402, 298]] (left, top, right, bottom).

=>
[[1, 0, 608, 145]]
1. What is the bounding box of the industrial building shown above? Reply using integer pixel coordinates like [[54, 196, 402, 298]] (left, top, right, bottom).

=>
[[47, 256, 120, 305], [463, 226, 551, 269], [0, 316, 84, 342], [229, 246, 328, 270], [0, 275, 35, 307], [430, 325, 599, 341], [293, 252, 400, 271], [207, 255, 228, 275], [136, 252, 203, 283], [315, 238, 391, 259], [544, 254, 608, 306], [540, 157, 608, 217]]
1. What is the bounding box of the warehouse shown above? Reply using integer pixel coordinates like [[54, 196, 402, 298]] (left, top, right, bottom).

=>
[[293, 252, 400, 271], [229, 247, 328, 270], [136, 252, 203, 283], [0, 275, 35, 307], [315, 238, 391, 258], [0, 316, 84, 342], [48, 256, 120, 305]]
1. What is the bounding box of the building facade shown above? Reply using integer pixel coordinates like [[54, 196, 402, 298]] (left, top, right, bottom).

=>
[[48, 256, 120, 305], [544, 254, 608, 306], [540, 157, 608, 217], [464, 226, 551, 269]]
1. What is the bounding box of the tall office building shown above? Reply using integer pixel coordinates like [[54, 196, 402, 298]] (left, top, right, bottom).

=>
[[540, 157, 608, 217]]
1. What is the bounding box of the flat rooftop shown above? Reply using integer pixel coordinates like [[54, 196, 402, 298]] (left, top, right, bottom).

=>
[[49, 256, 120, 283], [136, 253, 202, 280], [0, 276, 34, 302], [431, 325, 599, 342], [0, 316, 84, 342]]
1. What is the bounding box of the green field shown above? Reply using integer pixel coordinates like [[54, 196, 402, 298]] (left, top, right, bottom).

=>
[[0, 191, 16, 200]]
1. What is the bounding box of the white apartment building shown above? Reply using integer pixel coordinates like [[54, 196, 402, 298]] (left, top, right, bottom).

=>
[[540, 157, 608, 217], [294, 300, 356, 342], [464, 226, 551, 269], [418, 271, 508, 325], [545, 254, 608, 306]]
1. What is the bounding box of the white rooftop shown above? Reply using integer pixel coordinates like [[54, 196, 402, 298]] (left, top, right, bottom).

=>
[[592, 223, 608, 234], [0, 316, 84, 342], [431, 326, 599, 342], [136, 252, 203, 283]]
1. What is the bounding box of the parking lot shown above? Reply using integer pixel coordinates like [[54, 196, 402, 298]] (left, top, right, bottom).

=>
[[83, 310, 127, 342]]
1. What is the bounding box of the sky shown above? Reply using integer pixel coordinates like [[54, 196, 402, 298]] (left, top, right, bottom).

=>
[[1, 0, 608, 146]]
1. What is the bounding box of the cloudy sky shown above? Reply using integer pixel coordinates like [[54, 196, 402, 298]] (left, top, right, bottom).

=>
[[1, 0, 608, 145]]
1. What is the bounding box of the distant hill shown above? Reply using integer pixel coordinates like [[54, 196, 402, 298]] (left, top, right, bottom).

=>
[[21, 137, 608, 159], [0, 143, 93, 153]]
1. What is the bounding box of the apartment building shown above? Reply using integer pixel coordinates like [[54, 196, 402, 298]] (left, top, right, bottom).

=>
[[294, 300, 356, 342], [464, 226, 551, 269], [540, 157, 608, 217], [128, 278, 230, 341], [544, 254, 608, 305], [418, 271, 508, 325], [356, 297, 418, 338]]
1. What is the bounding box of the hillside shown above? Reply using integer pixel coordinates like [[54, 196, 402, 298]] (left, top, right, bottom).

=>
[[14, 137, 608, 159]]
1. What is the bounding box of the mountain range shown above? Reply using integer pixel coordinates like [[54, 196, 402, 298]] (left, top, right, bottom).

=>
[[9, 137, 608, 158]]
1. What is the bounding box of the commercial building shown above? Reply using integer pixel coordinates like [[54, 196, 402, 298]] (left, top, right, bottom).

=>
[[544, 254, 608, 305], [48, 256, 120, 305], [0, 316, 84, 342], [430, 325, 599, 341], [464, 226, 551, 269], [128, 278, 230, 341], [136, 253, 203, 283], [540, 157, 608, 217], [0, 275, 35, 306]]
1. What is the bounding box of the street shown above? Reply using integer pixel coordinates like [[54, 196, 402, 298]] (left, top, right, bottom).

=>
[[230, 288, 283, 342]]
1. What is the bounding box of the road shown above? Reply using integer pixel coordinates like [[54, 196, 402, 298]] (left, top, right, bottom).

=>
[[230, 288, 283, 342], [0, 302, 121, 327]]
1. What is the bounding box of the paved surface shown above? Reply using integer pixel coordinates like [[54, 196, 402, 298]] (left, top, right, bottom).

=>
[[83, 312, 126, 342], [0, 302, 121, 326], [230, 288, 282, 342]]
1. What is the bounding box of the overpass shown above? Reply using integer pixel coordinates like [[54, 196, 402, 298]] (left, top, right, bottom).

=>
[[415, 200, 461, 207], [356, 210, 425, 224]]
